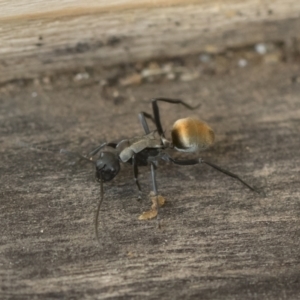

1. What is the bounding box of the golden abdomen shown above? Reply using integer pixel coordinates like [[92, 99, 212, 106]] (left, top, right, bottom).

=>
[[171, 117, 215, 152]]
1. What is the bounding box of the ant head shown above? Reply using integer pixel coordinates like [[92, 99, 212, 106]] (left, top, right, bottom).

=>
[[171, 117, 215, 152], [95, 152, 120, 182]]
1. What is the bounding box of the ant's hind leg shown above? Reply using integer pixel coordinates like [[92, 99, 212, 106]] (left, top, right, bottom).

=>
[[150, 98, 200, 137], [139, 98, 200, 137], [164, 154, 263, 195], [202, 160, 264, 196]]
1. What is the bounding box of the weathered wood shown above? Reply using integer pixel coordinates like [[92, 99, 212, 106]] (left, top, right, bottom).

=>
[[0, 0, 300, 83], [1, 59, 300, 299]]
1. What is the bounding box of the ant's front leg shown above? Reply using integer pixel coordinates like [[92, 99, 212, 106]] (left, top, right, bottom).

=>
[[132, 154, 142, 201], [137, 112, 166, 221], [138, 162, 166, 222]]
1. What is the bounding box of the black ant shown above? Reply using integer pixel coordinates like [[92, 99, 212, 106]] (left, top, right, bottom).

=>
[[24, 98, 263, 245]]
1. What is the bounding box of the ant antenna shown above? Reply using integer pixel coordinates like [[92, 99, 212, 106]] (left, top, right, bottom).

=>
[[95, 178, 104, 246], [22, 141, 112, 243], [59, 149, 95, 164], [20, 142, 94, 164]]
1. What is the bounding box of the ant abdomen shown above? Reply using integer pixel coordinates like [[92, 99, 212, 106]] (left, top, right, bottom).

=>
[[171, 117, 215, 152]]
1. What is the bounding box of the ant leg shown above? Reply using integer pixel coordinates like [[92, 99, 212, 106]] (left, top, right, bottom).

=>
[[201, 160, 264, 195], [150, 98, 201, 137], [132, 154, 142, 200], [151, 162, 158, 196], [138, 112, 152, 134], [150, 162, 166, 225], [164, 154, 262, 195], [139, 111, 171, 146], [138, 112, 167, 221], [150, 162, 160, 222], [138, 162, 165, 221]]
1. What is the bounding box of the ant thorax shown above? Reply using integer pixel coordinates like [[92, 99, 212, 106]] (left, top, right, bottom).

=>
[[118, 132, 165, 163]]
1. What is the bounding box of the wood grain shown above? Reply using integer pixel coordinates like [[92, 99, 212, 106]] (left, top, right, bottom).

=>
[[0, 0, 300, 83], [1, 60, 299, 299]]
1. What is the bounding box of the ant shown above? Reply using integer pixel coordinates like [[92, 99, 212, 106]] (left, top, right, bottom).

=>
[[24, 98, 263, 245]]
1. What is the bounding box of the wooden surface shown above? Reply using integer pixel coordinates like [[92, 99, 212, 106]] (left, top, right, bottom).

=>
[[1, 0, 300, 83], [1, 57, 300, 299]]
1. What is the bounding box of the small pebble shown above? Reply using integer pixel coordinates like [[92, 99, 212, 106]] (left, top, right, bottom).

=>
[[255, 43, 267, 55], [74, 72, 89, 81], [199, 53, 211, 63], [119, 73, 142, 86], [238, 58, 248, 68]]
